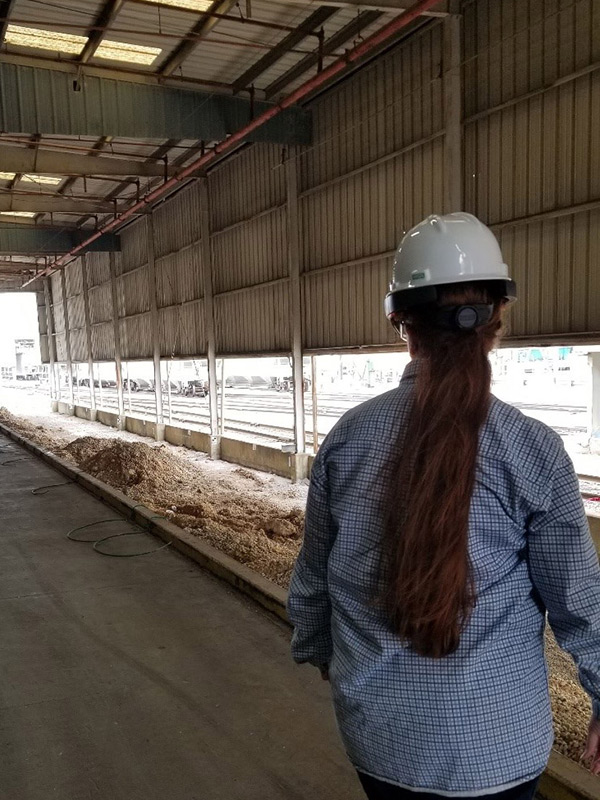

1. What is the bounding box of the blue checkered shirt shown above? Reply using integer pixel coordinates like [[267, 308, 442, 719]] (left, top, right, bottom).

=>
[[288, 359, 600, 794]]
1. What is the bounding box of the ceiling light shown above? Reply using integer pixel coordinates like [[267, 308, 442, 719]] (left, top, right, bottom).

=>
[[0, 173, 16, 181], [95, 40, 162, 66], [21, 175, 63, 186], [144, 0, 213, 10], [5, 24, 86, 55], [0, 212, 37, 218]]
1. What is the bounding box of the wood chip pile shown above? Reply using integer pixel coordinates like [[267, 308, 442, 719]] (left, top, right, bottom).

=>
[[60, 437, 304, 588]]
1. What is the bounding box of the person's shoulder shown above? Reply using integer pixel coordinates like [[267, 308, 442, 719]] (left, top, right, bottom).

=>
[[485, 395, 565, 469], [320, 386, 409, 450]]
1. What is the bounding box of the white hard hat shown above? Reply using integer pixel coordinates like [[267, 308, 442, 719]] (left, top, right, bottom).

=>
[[384, 212, 516, 319]]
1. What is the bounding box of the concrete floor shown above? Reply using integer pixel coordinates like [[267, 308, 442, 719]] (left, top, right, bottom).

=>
[[0, 433, 363, 800]]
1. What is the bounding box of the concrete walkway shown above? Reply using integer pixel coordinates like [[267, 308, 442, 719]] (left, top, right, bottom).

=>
[[0, 433, 363, 800]]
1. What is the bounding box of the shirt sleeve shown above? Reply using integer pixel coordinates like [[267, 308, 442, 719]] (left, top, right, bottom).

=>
[[527, 448, 600, 718], [287, 450, 337, 668]]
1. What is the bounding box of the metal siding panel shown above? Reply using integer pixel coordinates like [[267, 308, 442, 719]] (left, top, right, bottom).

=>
[[464, 0, 590, 116], [67, 295, 85, 333], [120, 314, 152, 360], [70, 329, 87, 363], [86, 252, 111, 287], [120, 268, 150, 317], [215, 283, 289, 354], [121, 220, 148, 273], [156, 246, 203, 309], [209, 144, 286, 232], [88, 283, 113, 325], [299, 23, 444, 194], [302, 260, 395, 349], [91, 322, 115, 361], [158, 301, 205, 359], [212, 207, 287, 294], [153, 183, 202, 258]]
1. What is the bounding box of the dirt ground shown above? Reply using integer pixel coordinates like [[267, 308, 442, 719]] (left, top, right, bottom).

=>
[[0, 401, 594, 768]]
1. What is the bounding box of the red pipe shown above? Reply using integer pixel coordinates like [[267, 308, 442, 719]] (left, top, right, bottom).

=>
[[24, 0, 442, 287]]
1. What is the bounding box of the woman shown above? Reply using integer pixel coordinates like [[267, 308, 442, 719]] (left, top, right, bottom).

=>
[[288, 213, 600, 800]]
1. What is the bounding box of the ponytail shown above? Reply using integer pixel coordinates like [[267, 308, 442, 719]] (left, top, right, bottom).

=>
[[382, 283, 505, 658]]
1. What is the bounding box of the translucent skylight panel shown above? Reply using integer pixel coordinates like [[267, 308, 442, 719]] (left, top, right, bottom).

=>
[[0, 212, 37, 218], [95, 40, 162, 65], [21, 175, 63, 186], [4, 25, 161, 66], [5, 25, 86, 55], [0, 173, 16, 181], [144, 0, 212, 10]]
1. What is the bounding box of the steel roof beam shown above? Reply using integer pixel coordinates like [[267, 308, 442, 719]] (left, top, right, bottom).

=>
[[79, 0, 126, 64], [0, 52, 235, 93], [0, 62, 311, 145], [159, 0, 238, 77], [232, 6, 339, 94], [0, 225, 120, 255], [0, 196, 114, 214], [262, 0, 448, 13], [265, 9, 382, 98], [0, 144, 176, 177]]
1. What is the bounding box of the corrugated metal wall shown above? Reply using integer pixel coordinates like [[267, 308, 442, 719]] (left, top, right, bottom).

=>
[[44, 0, 599, 363], [463, 0, 600, 339]]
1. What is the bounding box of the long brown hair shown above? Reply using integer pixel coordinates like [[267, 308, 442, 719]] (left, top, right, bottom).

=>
[[382, 282, 506, 658]]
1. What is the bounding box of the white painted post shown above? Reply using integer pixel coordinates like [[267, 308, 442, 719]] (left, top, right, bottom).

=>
[[589, 352, 600, 455], [311, 355, 319, 454], [146, 217, 165, 440], [167, 362, 173, 424], [59, 270, 75, 413], [199, 178, 220, 459], [108, 253, 125, 429], [286, 150, 308, 481], [219, 358, 225, 435], [81, 253, 97, 419], [126, 361, 132, 414], [43, 278, 58, 411]]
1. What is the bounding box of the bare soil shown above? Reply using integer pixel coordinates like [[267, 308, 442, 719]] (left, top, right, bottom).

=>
[[0, 403, 594, 768]]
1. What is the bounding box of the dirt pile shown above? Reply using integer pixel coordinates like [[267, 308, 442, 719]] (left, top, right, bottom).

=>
[[57, 436, 304, 587], [0, 407, 63, 452]]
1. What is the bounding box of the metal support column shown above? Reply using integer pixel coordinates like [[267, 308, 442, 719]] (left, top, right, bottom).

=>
[[311, 355, 319, 454], [81, 253, 97, 420], [287, 151, 308, 482], [147, 217, 165, 440], [589, 352, 600, 455], [443, 9, 462, 213], [199, 178, 220, 460], [108, 252, 125, 429], [43, 277, 58, 411], [59, 270, 75, 413]]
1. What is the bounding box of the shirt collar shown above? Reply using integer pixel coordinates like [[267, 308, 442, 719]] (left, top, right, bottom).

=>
[[400, 359, 419, 384]]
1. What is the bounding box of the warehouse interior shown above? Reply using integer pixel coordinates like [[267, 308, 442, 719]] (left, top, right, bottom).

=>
[[1, 0, 600, 797]]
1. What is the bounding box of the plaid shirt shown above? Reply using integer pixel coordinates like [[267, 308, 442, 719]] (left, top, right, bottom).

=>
[[288, 359, 600, 794]]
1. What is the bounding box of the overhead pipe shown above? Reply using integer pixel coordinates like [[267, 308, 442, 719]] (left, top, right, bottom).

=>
[[23, 0, 442, 288]]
